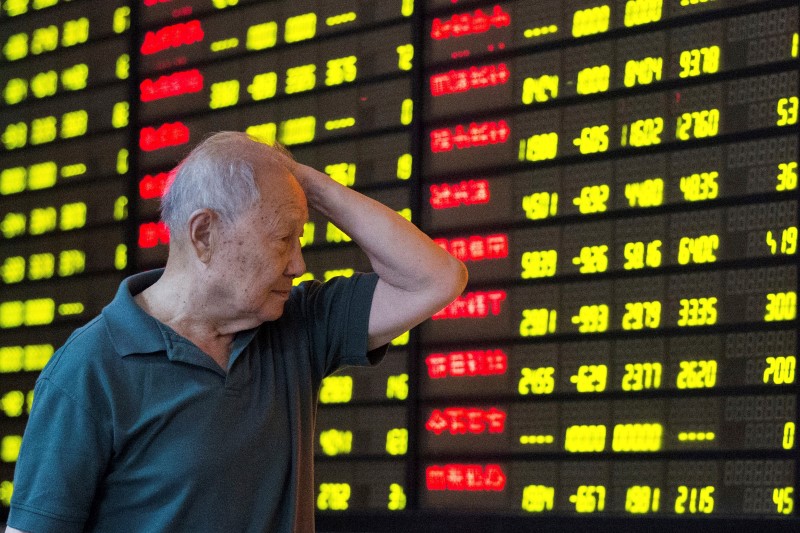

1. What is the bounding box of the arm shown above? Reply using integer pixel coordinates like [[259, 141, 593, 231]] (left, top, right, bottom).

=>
[[294, 164, 468, 350]]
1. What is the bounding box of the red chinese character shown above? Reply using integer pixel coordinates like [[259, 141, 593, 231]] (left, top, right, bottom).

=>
[[430, 129, 453, 153], [426, 466, 447, 490], [449, 238, 468, 261], [470, 180, 490, 203], [425, 409, 449, 435], [485, 350, 508, 375], [445, 464, 466, 490], [448, 70, 469, 93], [452, 125, 471, 149], [484, 464, 507, 491], [448, 353, 466, 376], [425, 354, 448, 379], [468, 236, 486, 260], [490, 6, 511, 28], [463, 351, 480, 376], [429, 73, 449, 96], [445, 407, 468, 434], [466, 408, 486, 434], [485, 408, 507, 433], [464, 464, 484, 490], [485, 234, 509, 259]]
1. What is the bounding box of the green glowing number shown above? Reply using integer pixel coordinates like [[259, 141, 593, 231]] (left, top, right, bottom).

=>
[[679, 46, 720, 78], [209, 80, 240, 109], [3, 0, 30, 17], [31, 116, 58, 145], [284, 13, 317, 43], [521, 249, 558, 279], [677, 235, 719, 264], [763, 356, 796, 385], [60, 109, 88, 139], [116, 54, 130, 80], [624, 0, 662, 27], [776, 162, 798, 191], [325, 56, 357, 86], [112, 102, 129, 128], [675, 486, 714, 514], [61, 63, 89, 91], [396, 44, 413, 71], [3, 78, 28, 105], [676, 360, 717, 389], [777, 97, 799, 126], [247, 21, 277, 51], [521, 192, 558, 220], [317, 483, 350, 511], [2, 122, 28, 150], [576, 66, 610, 95], [773, 487, 795, 514], [3, 33, 29, 61], [284, 64, 316, 94], [625, 486, 661, 514], [113, 7, 131, 34], [677, 297, 718, 326], [572, 6, 610, 38], [679, 171, 719, 201], [61, 17, 89, 47], [31, 25, 59, 55], [522, 74, 559, 104], [388, 483, 407, 510], [30, 70, 57, 98], [764, 292, 797, 322]]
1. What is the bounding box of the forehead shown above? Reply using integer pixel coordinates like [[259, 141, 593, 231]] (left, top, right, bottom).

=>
[[250, 168, 308, 229]]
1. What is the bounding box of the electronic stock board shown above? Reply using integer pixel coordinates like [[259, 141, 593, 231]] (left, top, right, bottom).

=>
[[0, 0, 798, 530]]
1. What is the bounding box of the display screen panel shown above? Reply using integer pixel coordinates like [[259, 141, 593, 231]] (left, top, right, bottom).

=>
[[0, 0, 797, 528]]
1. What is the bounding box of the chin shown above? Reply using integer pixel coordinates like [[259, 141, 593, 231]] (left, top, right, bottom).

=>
[[259, 303, 288, 323]]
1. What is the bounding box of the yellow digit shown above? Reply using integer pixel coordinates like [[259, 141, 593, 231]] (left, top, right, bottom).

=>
[[777, 97, 799, 126]]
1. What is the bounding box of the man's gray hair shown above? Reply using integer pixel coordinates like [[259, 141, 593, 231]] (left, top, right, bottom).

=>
[[160, 131, 293, 237]]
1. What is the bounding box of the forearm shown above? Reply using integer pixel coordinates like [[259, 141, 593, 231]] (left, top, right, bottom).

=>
[[303, 168, 465, 295]]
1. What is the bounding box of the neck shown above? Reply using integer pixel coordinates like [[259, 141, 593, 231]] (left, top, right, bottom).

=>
[[135, 261, 235, 370]]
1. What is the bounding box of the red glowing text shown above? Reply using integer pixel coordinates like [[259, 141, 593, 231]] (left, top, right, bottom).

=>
[[140, 69, 204, 102], [426, 464, 507, 491], [139, 122, 190, 151], [425, 349, 508, 379], [138, 222, 170, 248], [430, 63, 509, 96], [426, 407, 507, 435], [143, 0, 171, 6], [431, 6, 511, 40], [141, 20, 204, 55], [429, 179, 490, 209], [432, 290, 506, 320], [434, 234, 508, 262], [139, 172, 169, 200], [430, 120, 509, 153]]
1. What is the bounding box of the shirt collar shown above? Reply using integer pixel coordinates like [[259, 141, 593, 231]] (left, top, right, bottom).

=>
[[102, 268, 169, 357], [102, 269, 260, 370]]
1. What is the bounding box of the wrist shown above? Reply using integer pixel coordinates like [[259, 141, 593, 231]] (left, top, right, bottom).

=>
[[295, 165, 334, 209]]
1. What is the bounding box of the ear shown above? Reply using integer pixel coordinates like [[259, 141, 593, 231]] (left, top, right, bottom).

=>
[[187, 209, 218, 263]]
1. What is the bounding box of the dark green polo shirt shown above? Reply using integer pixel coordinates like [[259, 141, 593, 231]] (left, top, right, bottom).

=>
[[8, 269, 384, 533]]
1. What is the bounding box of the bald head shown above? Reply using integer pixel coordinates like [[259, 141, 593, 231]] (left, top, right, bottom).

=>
[[160, 131, 296, 246]]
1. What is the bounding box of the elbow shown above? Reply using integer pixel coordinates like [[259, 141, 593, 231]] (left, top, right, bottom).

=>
[[444, 256, 469, 300]]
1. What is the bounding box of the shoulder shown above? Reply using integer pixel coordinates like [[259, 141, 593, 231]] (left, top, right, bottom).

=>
[[39, 314, 120, 394], [286, 272, 379, 316]]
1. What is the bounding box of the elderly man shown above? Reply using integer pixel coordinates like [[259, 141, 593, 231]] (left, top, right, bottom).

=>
[[5, 132, 467, 533]]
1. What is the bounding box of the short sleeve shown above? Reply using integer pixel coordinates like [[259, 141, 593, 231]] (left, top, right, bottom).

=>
[[294, 272, 388, 380], [8, 377, 112, 533]]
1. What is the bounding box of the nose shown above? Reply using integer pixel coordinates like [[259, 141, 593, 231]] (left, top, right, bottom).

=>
[[286, 239, 306, 278]]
